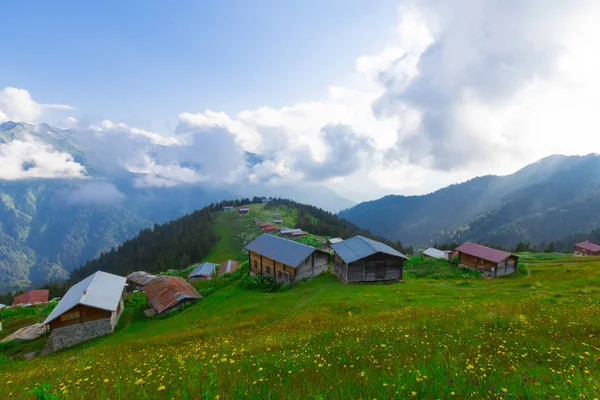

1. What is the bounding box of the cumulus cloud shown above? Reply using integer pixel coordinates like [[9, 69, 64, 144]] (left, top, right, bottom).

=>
[[0, 137, 86, 180], [0, 87, 42, 123], [375, 0, 600, 171], [4, 1, 600, 202]]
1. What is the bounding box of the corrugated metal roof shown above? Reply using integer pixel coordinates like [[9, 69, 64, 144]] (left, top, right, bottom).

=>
[[189, 262, 218, 278], [219, 260, 239, 276], [455, 242, 516, 263], [143, 276, 201, 314], [280, 228, 302, 234], [423, 247, 447, 259], [328, 238, 343, 244], [332, 236, 409, 263], [43, 271, 126, 325], [574, 241, 600, 253], [126, 271, 157, 287], [245, 234, 324, 268], [12, 290, 49, 307]]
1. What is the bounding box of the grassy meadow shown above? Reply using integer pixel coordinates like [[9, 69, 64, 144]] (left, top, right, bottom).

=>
[[1, 252, 599, 399], [1, 207, 599, 399]]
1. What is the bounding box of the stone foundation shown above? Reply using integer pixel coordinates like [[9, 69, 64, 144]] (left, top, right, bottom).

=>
[[50, 318, 113, 351]]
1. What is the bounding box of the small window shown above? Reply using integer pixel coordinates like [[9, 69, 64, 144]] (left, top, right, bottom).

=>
[[304, 256, 310, 264], [266, 266, 271, 275], [60, 310, 80, 322]]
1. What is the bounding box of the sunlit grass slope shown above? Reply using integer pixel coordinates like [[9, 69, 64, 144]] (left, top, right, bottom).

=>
[[2, 254, 599, 399]]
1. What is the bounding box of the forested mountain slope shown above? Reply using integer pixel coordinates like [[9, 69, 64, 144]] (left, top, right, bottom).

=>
[[0, 121, 353, 293], [340, 154, 600, 248]]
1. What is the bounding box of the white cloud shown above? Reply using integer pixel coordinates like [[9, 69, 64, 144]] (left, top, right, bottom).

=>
[[0, 136, 86, 180], [90, 119, 181, 146], [0, 87, 42, 123], [5, 1, 600, 202]]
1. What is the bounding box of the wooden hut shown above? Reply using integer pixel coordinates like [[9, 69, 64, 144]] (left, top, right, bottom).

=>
[[12, 290, 49, 307], [223, 206, 234, 212], [332, 236, 408, 283], [238, 207, 250, 215], [219, 260, 239, 276], [245, 234, 329, 284], [42, 271, 126, 352], [188, 262, 218, 282], [573, 241, 600, 256], [126, 271, 157, 291], [455, 242, 518, 277], [142, 276, 201, 315]]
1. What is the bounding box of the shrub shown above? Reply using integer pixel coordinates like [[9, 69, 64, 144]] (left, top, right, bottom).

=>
[[239, 273, 289, 293]]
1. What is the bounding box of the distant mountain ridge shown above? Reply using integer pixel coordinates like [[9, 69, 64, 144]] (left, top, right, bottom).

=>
[[339, 154, 600, 248], [0, 121, 354, 294]]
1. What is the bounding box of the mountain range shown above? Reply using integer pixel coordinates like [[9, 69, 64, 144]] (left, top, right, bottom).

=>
[[339, 153, 600, 249], [0, 121, 353, 294]]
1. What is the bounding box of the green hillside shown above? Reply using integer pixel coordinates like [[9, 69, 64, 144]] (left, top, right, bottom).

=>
[[340, 154, 600, 249], [1, 252, 599, 399]]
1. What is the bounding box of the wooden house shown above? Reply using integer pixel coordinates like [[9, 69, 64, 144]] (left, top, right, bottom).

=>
[[422, 247, 453, 262], [223, 206, 234, 212], [42, 271, 126, 352], [238, 207, 250, 215], [455, 242, 518, 277], [280, 228, 302, 236], [188, 262, 218, 282], [142, 276, 201, 315], [291, 231, 308, 238], [126, 271, 157, 291], [273, 219, 283, 224], [219, 260, 239, 276], [332, 236, 408, 283], [245, 234, 329, 284], [573, 241, 600, 256], [12, 289, 49, 307]]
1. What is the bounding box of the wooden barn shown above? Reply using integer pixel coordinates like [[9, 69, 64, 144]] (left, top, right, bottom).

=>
[[573, 241, 600, 256], [126, 271, 157, 291], [188, 262, 218, 282], [455, 242, 518, 277], [332, 236, 408, 283], [12, 289, 49, 307], [245, 234, 329, 284], [42, 271, 126, 352], [238, 207, 250, 215], [223, 206, 234, 212], [142, 276, 201, 316], [219, 260, 239, 276]]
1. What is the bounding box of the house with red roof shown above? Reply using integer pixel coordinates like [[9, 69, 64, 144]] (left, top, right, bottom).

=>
[[12, 289, 49, 307], [455, 242, 518, 277], [573, 241, 600, 256]]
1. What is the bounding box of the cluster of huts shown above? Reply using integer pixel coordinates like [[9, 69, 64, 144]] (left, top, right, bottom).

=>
[[4, 198, 600, 355]]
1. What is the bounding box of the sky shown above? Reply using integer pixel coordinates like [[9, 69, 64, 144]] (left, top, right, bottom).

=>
[[1, 0, 600, 203]]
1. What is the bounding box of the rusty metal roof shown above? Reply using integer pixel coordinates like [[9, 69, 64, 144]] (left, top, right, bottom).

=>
[[219, 260, 239, 276], [142, 276, 201, 314], [574, 241, 600, 253], [455, 242, 516, 263], [126, 271, 158, 287], [12, 290, 49, 307]]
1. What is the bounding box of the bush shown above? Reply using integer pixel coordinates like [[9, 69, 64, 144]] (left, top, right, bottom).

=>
[[239, 273, 289, 293]]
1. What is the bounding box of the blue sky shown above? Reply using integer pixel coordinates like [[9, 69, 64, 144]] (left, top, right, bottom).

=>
[[0, 0, 398, 132]]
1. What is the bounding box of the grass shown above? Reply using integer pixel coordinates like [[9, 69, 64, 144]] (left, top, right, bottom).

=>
[[1, 254, 599, 399]]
